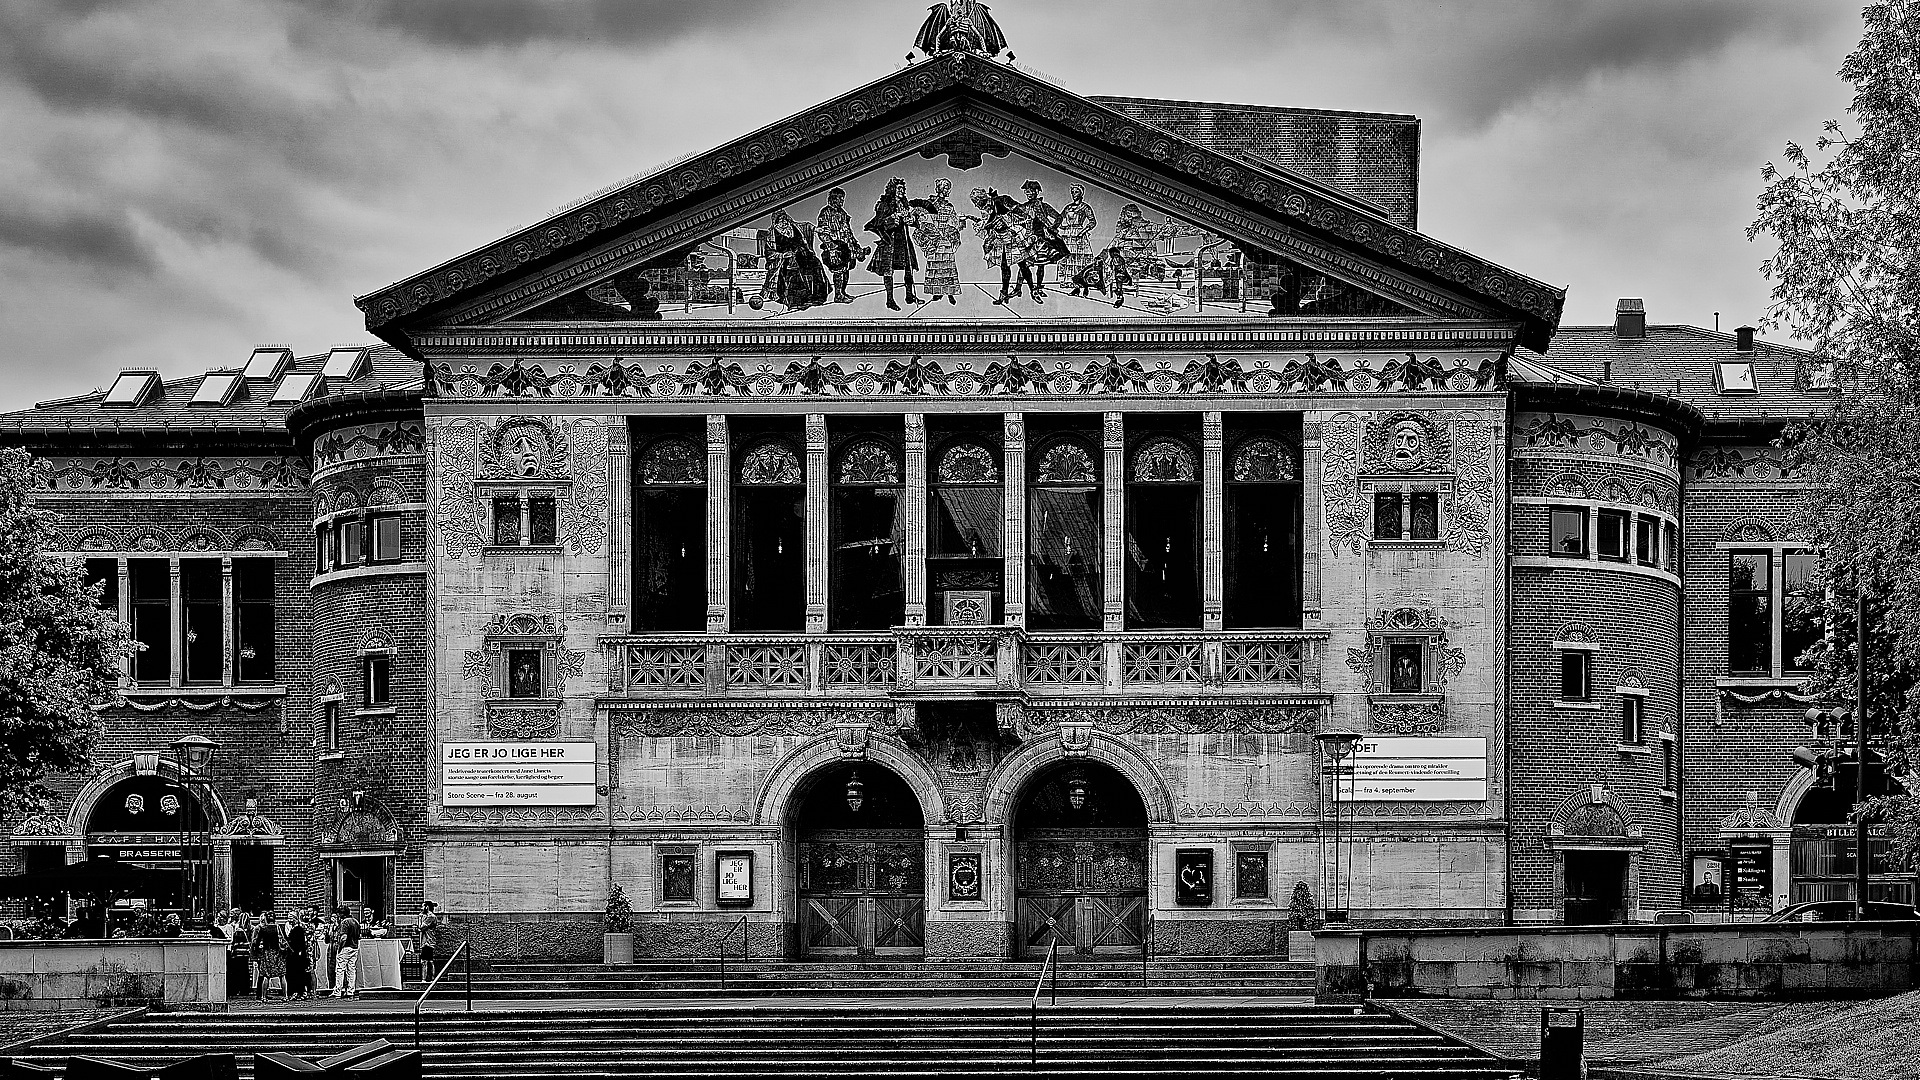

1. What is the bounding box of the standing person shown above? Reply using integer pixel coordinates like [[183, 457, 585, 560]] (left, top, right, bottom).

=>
[[285, 912, 310, 1001], [814, 189, 869, 305], [331, 906, 360, 999], [864, 177, 920, 310], [310, 909, 333, 997], [416, 901, 443, 983], [967, 188, 1032, 305], [1017, 180, 1066, 302], [252, 912, 287, 1001], [910, 179, 966, 305], [1057, 184, 1099, 296]]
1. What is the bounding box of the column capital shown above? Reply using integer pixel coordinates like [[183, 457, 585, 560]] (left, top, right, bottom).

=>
[[1003, 413, 1024, 442], [904, 413, 926, 444], [1202, 411, 1224, 446], [1103, 412, 1124, 446], [805, 414, 828, 449], [706, 414, 728, 450]]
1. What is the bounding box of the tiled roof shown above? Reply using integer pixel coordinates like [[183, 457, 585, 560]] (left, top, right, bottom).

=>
[[1092, 96, 1419, 228], [1520, 325, 1833, 423], [0, 346, 422, 435]]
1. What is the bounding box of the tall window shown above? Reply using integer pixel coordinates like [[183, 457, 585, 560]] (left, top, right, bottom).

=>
[[371, 513, 402, 563], [632, 436, 706, 632], [1373, 491, 1403, 541], [181, 560, 223, 684], [1559, 650, 1591, 702], [234, 559, 274, 683], [1621, 694, 1644, 745], [364, 653, 391, 707], [830, 437, 904, 631], [337, 517, 365, 568], [1028, 437, 1101, 631], [528, 495, 557, 546], [492, 496, 522, 546], [1225, 435, 1301, 628], [1781, 552, 1821, 674], [1126, 436, 1200, 629], [1597, 510, 1629, 561], [130, 558, 170, 684], [1549, 507, 1588, 556], [733, 439, 805, 633], [930, 438, 1002, 625], [1728, 550, 1772, 675]]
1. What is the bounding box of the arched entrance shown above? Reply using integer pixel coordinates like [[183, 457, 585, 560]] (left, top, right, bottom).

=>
[[1790, 761, 1916, 905], [792, 762, 926, 957], [1014, 760, 1148, 957], [84, 773, 214, 920]]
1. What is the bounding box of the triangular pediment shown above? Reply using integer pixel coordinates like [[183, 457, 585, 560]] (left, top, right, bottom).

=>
[[358, 53, 1563, 349]]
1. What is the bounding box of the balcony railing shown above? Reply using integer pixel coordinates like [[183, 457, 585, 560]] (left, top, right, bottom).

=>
[[608, 630, 1323, 699]]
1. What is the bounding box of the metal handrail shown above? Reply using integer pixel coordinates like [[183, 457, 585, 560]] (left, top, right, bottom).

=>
[[716, 915, 749, 992], [412, 941, 472, 1049], [1030, 938, 1059, 1067], [1141, 920, 1153, 990]]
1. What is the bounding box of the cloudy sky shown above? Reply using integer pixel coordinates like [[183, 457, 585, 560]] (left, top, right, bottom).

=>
[[0, 0, 1864, 410]]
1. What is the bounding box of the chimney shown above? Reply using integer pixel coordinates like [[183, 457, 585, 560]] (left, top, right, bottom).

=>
[[1735, 325, 1755, 353], [1614, 298, 1646, 339]]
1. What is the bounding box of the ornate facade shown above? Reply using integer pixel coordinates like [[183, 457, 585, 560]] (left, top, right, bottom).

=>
[[3, 44, 1901, 955]]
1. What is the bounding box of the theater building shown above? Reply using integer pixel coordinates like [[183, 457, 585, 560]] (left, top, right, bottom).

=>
[[3, 25, 1905, 956]]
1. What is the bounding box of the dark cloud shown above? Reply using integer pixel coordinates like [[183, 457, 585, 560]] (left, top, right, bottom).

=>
[[315, 0, 790, 48], [0, 206, 154, 273]]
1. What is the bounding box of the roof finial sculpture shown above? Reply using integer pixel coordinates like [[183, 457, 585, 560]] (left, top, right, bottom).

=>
[[915, 0, 1009, 58]]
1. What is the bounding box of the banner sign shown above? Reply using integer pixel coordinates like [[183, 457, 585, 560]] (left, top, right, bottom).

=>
[[1345, 737, 1488, 802], [441, 742, 597, 806]]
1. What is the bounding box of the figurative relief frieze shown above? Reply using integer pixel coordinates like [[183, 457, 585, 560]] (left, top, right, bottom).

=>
[[34, 456, 310, 491], [428, 350, 1500, 403], [313, 422, 426, 471], [1516, 413, 1679, 469], [506, 145, 1419, 326], [1689, 445, 1791, 482]]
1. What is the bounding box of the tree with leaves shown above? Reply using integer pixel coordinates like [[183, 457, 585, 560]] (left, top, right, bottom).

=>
[[0, 447, 132, 821], [1749, 1, 1920, 869]]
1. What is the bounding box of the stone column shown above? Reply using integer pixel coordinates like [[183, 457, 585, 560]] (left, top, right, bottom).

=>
[[904, 414, 928, 628], [1300, 416, 1324, 625], [706, 416, 730, 634], [804, 415, 829, 634], [220, 556, 234, 688], [607, 420, 632, 633], [1002, 413, 1025, 627], [169, 558, 183, 687], [1102, 413, 1125, 632], [116, 558, 131, 686], [1202, 412, 1225, 632]]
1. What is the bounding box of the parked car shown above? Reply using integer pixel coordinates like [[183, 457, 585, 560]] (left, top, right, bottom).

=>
[[1764, 900, 1920, 922]]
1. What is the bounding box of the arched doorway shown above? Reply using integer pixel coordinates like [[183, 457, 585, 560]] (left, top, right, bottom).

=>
[[1790, 761, 1916, 905], [1014, 761, 1148, 957], [793, 763, 926, 957], [84, 773, 214, 920]]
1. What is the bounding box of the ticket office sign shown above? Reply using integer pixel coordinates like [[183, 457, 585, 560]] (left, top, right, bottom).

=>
[[1345, 737, 1488, 802], [441, 742, 597, 806]]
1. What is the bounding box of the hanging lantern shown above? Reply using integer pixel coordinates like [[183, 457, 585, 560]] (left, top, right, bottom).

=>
[[845, 770, 866, 813], [1066, 770, 1089, 812]]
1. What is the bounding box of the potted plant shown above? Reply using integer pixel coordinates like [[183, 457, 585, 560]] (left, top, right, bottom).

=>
[[603, 885, 634, 964], [1285, 882, 1323, 961]]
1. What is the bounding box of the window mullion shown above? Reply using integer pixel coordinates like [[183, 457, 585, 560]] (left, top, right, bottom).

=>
[[221, 557, 234, 689]]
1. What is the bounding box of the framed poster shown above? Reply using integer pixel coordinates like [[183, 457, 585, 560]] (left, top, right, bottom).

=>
[[947, 853, 982, 901], [716, 851, 754, 907], [660, 853, 696, 902], [1234, 850, 1270, 900], [1175, 848, 1213, 906]]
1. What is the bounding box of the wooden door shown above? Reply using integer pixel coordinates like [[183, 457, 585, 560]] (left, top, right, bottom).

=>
[[799, 832, 925, 957], [1016, 833, 1148, 956]]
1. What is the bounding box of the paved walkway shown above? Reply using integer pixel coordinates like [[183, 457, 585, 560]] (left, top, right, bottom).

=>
[[222, 992, 1319, 1013]]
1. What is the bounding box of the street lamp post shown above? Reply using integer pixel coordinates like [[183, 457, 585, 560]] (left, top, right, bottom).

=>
[[170, 735, 219, 925], [1316, 731, 1362, 925]]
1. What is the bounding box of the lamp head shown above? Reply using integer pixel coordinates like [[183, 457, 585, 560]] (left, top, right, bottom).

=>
[[1315, 730, 1363, 760], [1066, 770, 1089, 812], [170, 734, 218, 772], [845, 770, 866, 813]]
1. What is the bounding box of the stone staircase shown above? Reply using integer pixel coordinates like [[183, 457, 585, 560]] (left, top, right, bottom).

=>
[[359, 955, 1318, 1000], [12, 1000, 1519, 1078]]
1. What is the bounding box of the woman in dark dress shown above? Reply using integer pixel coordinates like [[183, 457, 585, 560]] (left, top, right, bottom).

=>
[[251, 914, 288, 1001], [865, 177, 920, 310], [284, 913, 310, 1000], [759, 210, 829, 310]]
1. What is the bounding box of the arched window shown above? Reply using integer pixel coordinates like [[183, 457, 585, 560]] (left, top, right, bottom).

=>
[[1126, 436, 1200, 629], [1225, 434, 1302, 628], [1028, 437, 1101, 630], [930, 439, 1003, 625], [733, 439, 805, 633], [633, 435, 706, 631], [832, 437, 904, 631]]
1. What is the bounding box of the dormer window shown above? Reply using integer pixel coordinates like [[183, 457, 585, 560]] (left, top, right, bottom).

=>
[[102, 371, 161, 407], [189, 373, 242, 407], [243, 347, 292, 381], [323, 347, 369, 380], [270, 372, 323, 404], [1716, 362, 1756, 393]]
